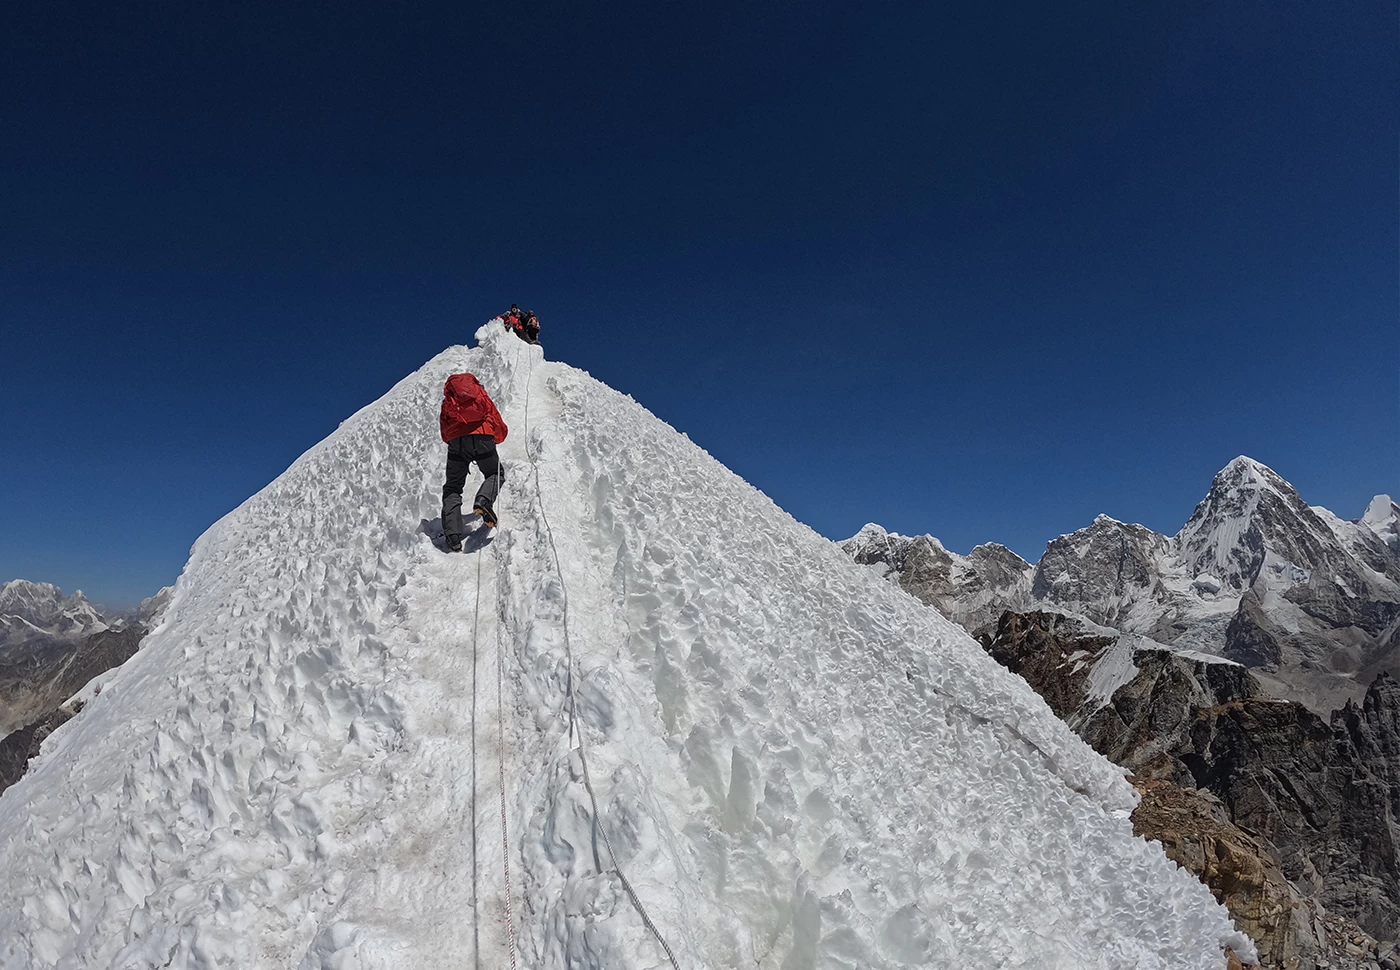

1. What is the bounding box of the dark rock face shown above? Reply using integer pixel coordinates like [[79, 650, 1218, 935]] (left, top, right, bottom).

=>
[[0, 625, 145, 739], [0, 624, 146, 795], [1186, 679, 1400, 941], [0, 702, 80, 796], [980, 609, 1400, 958], [1031, 516, 1170, 626], [979, 611, 1113, 720], [1132, 778, 1309, 969], [980, 611, 1260, 785], [1083, 646, 1260, 785], [1226, 590, 1286, 667]]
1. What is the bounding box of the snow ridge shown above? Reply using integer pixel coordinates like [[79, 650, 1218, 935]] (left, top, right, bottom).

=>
[[0, 323, 1250, 969]]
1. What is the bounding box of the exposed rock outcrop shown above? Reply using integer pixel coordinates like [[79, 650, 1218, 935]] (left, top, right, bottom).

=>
[[978, 609, 1400, 959], [0, 623, 147, 795], [0, 701, 81, 795], [0, 624, 145, 739], [1132, 778, 1311, 969]]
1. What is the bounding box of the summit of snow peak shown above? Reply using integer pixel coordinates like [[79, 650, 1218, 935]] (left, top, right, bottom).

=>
[[1218, 454, 1274, 480], [0, 321, 1253, 969], [1174, 457, 1327, 594], [1362, 494, 1400, 553]]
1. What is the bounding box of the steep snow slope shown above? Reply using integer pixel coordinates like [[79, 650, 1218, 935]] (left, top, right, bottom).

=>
[[0, 323, 1251, 969]]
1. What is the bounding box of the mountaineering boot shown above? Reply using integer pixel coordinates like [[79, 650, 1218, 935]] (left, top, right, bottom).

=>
[[473, 503, 498, 529], [446, 534, 463, 553]]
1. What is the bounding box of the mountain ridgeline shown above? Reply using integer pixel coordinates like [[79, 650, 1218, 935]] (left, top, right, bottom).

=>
[[847, 458, 1400, 714]]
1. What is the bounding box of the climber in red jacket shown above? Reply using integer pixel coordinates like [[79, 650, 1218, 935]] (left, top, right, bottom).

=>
[[439, 373, 508, 548], [502, 304, 523, 331]]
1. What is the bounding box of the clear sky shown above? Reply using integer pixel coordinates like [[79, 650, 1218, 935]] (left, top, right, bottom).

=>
[[2, 1, 1396, 608]]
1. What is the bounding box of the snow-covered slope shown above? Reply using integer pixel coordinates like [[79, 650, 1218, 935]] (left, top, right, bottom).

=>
[[0, 322, 1251, 969]]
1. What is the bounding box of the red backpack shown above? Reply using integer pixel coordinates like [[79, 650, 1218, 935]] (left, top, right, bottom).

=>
[[440, 373, 508, 443]]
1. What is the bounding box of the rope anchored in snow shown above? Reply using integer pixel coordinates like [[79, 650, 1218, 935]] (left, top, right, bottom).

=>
[[520, 350, 684, 970], [473, 542, 518, 969], [496, 576, 519, 970]]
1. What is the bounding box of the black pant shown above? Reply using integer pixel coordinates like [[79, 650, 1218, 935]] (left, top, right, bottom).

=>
[[442, 434, 503, 538]]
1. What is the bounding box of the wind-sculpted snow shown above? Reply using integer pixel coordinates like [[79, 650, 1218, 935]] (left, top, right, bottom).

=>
[[0, 322, 1251, 969]]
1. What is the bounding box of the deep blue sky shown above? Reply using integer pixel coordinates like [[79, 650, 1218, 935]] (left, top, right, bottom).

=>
[[2, 1, 1396, 607]]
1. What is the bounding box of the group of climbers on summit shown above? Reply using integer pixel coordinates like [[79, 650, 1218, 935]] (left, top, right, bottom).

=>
[[502, 304, 540, 344], [435, 303, 542, 550]]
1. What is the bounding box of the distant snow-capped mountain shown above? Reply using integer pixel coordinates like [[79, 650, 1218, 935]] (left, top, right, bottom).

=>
[[847, 457, 1400, 713], [0, 580, 108, 649], [1363, 494, 1400, 553], [842, 525, 1035, 632], [0, 580, 168, 744]]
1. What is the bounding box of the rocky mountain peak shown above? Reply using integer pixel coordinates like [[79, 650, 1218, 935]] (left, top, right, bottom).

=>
[[6, 582, 94, 621], [1175, 457, 1338, 592], [1339, 669, 1400, 733], [1216, 454, 1290, 490], [0, 580, 65, 620], [1030, 516, 1171, 626], [840, 523, 914, 574], [0, 580, 107, 648], [841, 525, 1033, 632], [965, 542, 1033, 582]]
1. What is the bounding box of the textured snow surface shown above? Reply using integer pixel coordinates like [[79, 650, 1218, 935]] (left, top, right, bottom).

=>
[[0, 323, 1251, 969]]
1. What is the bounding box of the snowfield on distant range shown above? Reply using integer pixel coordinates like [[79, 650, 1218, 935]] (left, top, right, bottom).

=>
[[0, 322, 1253, 969]]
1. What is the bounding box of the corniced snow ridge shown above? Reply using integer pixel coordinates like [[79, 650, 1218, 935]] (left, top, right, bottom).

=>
[[0, 322, 1254, 969]]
